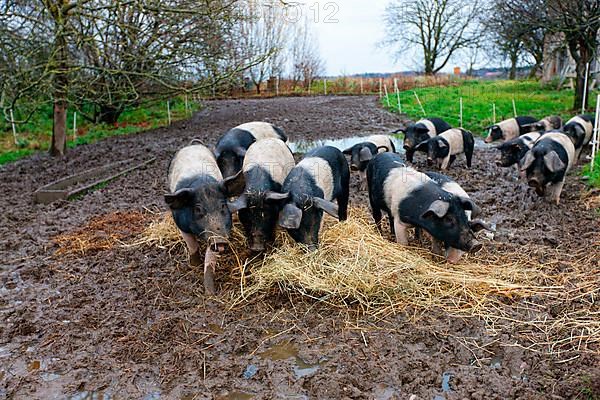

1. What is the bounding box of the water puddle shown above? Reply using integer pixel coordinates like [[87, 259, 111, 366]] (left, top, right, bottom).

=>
[[287, 135, 490, 154], [288, 135, 404, 154], [216, 391, 254, 400], [259, 341, 324, 379], [441, 371, 453, 392]]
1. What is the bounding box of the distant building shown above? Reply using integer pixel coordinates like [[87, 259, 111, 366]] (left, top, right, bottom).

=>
[[542, 33, 600, 87]]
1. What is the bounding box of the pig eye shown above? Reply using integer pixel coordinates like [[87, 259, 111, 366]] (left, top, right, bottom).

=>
[[443, 215, 455, 225]]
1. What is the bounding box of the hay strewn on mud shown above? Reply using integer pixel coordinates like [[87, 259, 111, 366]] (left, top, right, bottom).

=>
[[131, 208, 600, 360]]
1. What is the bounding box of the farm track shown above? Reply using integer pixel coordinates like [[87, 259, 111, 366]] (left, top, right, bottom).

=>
[[1, 96, 599, 399]]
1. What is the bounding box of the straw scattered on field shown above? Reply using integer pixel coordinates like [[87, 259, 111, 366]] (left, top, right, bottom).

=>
[[124, 208, 600, 359]]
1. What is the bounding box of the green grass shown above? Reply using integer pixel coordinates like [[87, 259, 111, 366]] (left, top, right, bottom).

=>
[[381, 79, 595, 137], [0, 97, 199, 165], [582, 153, 600, 188]]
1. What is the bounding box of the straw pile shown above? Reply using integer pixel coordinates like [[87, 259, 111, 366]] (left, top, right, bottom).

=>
[[130, 207, 600, 360]]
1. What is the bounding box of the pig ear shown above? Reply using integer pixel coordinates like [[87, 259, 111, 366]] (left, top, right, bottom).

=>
[[265, 191, 290, 202], [312, 197, 339, 219], [222, 170, 246, 196], [165, 188, 194, 210], [437, 139, 447, 148], [421, 200, 449, 220], [470, 219, 494, 233], [359, 147, 373, 162], [460, 198, 482, 218], [543, 151, 565, 173], [342, 146, 353, 155], [519, 150, 535, 171], [278, 203, 303, 230], [227, 194, 247, 213]]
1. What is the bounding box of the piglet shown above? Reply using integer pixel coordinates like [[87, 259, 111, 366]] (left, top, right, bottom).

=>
[[165, 144, 243, 294], [367, 153, 481, 263], [395, 117, 452, 162], [277, 146, 350, 249], [415, 128, 474, 170]]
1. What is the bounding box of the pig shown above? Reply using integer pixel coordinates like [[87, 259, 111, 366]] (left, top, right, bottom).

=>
[[342, 134, 396, 189], [414, 128, 474, 170], [495, 131, 544, 169], [519, 131, 575, 205], [165, 144, 243, 294], [394, 118, 452, 162], [366, 152, 482, 263], [224, 138, 296, 251], [425, 172, 493, 261], [484, 116, 538, 143], [562, 114, 594, 160], [521, 115, 563, 134], [214, 121, 287, 178], [277, 146, 350, 249]]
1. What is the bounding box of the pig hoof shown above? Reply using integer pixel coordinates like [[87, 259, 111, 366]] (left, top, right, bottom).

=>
[[204, 272, 216, 295], [189, 251, 202, 267]]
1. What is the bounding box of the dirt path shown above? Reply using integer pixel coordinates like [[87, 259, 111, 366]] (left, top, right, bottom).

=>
[[1, 96, 598, 399]]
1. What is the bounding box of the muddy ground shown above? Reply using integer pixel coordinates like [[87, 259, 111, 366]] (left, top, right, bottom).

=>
[[1, 96, 599, 399]]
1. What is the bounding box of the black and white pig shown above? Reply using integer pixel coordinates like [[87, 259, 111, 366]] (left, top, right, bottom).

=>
[[165, 144, 243, 294], [425, 172, 492, 261], [342, 134, 396, 189], [562, 114, 594, 160], [367, 152, 482, 263], [520, 131, 575, 205], [224, 138, 296, 251], [394, 118, 452, 162], [521, 115, 563, 134], [277, 146, 350, 249], [214, 121, 287, 179], [495, 131, 544, 169], [414, 128, 474, 170], [484, 116, 538, 143]]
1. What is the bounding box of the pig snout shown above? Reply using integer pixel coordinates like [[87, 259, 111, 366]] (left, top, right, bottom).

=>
[[249, 241, 266, 252], [208, 237, 228, 253], [403, 144, 412, 151], [484, 136, 493, 143]]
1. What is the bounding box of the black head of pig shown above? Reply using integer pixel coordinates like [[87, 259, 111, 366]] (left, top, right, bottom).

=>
[[277, 194, 339, 249], [164, 172, 245, 252], [485, 125, 503, 143], [563, 123, 586, 149], [519, 147, 565, 196], [415, 137, 449, 163], [495, 139, 527, 167], [402, 124, 432, 151], [214, 147, 247, 180], [230, 190, 290, 251], [343, 142, 379, 172], [420, 196, 481, 252]]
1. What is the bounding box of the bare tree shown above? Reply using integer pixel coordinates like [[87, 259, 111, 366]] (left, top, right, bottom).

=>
[[503, 0, 600, 110], [383, 0, 483, 75], [0, 0, 263, 156], [238, 1, 289, 94], [288, 17, 324, 89]]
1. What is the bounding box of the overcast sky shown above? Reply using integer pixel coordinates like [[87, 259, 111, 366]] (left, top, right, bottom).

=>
[[297, 0, 473, 76]]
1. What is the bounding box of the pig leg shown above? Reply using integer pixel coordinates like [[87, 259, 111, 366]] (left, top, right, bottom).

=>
[[387, 211, 395, 236], [465, 143, 474, 168], [440, 156, 450, 170], [203, 247, 218, 295], [448, 155, 457, 168], [359, 170, 367, 191], [372, 206, 383, 232], [338, 185, 350, 222], [181, 231, 202, 266], [393, 220, 409, 246], [548, 180, 565, 205]]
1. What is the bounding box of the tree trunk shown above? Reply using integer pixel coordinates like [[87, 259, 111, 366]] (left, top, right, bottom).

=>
[[528, 62, 540, 79], [509, 53, 518, 80], [573, 48, 590, 111], [49, 100, 67, 156]]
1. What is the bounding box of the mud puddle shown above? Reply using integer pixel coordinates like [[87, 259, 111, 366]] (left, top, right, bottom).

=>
[[259, 341, 324, 379], [287, 135, 491, 154]]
